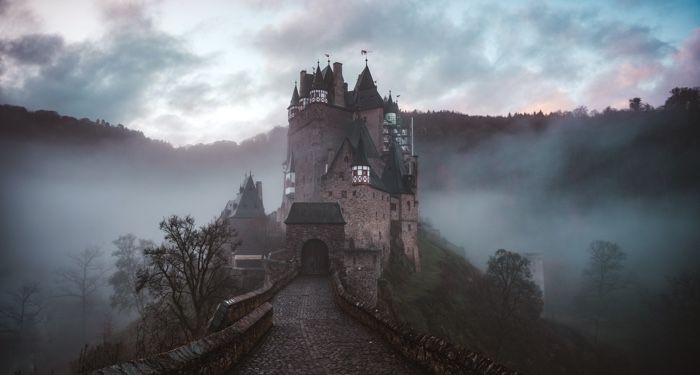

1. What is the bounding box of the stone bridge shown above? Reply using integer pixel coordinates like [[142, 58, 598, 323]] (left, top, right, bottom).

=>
[[232, 276, 421, 374], [96, 257, 516, 375]]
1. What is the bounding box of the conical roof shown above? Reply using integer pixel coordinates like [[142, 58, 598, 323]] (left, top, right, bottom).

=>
[[312, 62, 326, 90], [288, 85, 299, 109], [352, 64, 383, 110], [384, 92, 399, 114], [355, 65, 376, 91]]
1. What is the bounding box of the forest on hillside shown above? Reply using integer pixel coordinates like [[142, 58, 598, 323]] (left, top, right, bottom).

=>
[[1, 87, 699, 373]]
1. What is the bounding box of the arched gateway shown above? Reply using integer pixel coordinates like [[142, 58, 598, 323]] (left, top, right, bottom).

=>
[[285, 202, 346, 274], [301, 239, 330, 275]]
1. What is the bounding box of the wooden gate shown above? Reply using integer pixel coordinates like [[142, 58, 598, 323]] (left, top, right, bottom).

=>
[[301, 239, 329, 275]]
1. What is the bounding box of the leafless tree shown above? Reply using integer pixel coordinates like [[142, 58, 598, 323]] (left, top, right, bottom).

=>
[[0, 281, 42, 338], [56, 246, 105, 341], [138, 215, 238, 340], [109, 234, 152, 316], [483, 249, 543, 358]]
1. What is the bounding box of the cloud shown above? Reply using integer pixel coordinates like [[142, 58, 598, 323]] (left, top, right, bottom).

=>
[[248, 0, 686, 116], [0, 33, 64, 64], [0, 2, 202, 124]]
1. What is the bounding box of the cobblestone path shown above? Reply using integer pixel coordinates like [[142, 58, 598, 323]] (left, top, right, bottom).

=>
[[232, 276, 424, 374]]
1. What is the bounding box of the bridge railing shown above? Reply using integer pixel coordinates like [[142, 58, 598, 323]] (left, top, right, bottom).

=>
[[207, 259, 298, 333], [94, 258, 298, 374], [330, 272, 519, 375]]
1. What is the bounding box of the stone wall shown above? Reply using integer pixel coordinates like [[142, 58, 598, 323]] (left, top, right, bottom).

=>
[[208, 263, 297, 333], [341, 248, 381, 307], [285, 223, 345, 266], [288, 102, 354, 201], [93, 303, 273, 375], [331, 273, 519, 375]]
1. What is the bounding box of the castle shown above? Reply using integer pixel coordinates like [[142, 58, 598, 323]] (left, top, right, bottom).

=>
[[224, 58, 420, 304]]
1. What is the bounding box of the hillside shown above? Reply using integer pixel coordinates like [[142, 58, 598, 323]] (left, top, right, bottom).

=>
[[380, 223, 629, 375]]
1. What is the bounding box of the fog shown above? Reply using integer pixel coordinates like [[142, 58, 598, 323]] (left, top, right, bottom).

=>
[[416, 113, 700, 321], [1, 109, 699, 372]]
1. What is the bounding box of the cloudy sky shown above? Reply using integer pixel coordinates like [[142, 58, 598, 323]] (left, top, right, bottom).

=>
[[1, 0, 698, 145]]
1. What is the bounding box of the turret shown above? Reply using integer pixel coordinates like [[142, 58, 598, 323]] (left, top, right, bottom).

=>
[[351, 137, 371, 185], [288, 83, 300, 120], [309, 62, 328, 104]]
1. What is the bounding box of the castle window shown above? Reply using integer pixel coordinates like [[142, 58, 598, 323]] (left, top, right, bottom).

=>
[[390, 203, 397, 211], [328, 191, 333, 197], [408, 224, 412, 230], [379, 231, 382, 239], [352, 190, 356, 197], [342, 190, 347, 198], [344, 156, 349, 163]]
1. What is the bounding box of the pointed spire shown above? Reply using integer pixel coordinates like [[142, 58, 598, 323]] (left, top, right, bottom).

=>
[[312, 61, 326, 90], [288, 82, 299, 108], [355, 64, 376, 91]]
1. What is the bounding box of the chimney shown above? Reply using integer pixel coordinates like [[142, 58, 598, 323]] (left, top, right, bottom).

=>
[[333, 62, 345, 107], [299, 70, 307, 97], [256, 181, 263, 202]]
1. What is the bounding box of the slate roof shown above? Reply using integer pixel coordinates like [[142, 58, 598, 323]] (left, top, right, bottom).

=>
[[346, 119, 380, 158], [352, 137, 370, 166], [384, 93, 399, 114], [288, 85, 299, 108], [224, 175, 266, 219], [285, 202, 346, 225], [350, 65, 384, 110], [312, 63, 327, 90], [381, 142, 410, 194]]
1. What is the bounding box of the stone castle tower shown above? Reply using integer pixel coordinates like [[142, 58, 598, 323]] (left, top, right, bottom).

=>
[[276, 59, 420, 273]]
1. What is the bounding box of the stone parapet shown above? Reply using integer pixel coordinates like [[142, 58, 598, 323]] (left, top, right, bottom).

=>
[[330, 272, 519, 375], [207, 265, 297, 333], [93, 302, 273, 375]]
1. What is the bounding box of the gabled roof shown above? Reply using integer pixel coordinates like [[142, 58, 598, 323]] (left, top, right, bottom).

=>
[[381, 142, 410, 194], [285, 202, 346, 224], [346, 119, 380, 158], [325, 132, 386, 191], [352, 136, 370, 166]]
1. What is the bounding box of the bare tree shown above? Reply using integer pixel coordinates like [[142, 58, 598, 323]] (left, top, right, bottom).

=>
[[138, 215, 237, 340], [56, 246, 105, 341], [0, 281, 42, 338], [109, 234, 152, 316], [579, 240, 627, 344], [483, 249, 543, 358]]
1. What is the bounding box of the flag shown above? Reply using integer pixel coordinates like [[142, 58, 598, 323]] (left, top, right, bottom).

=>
[[361, 50, 367, 55]]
